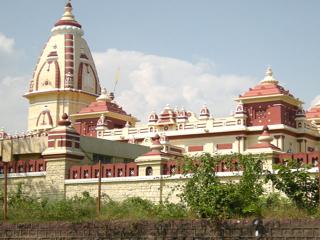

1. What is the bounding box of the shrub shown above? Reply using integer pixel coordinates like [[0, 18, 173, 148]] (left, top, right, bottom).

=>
[[266, 160, 319, 212], [181, 153, 265, 219]]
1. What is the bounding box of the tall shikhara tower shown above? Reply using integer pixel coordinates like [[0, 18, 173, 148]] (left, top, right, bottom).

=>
[[24, 1, 101, 131]]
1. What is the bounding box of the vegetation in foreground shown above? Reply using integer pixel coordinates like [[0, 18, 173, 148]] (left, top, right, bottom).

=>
[[0, 153, 320, 223], [0, 184, 192, 223], [182, 153, 320, 220]]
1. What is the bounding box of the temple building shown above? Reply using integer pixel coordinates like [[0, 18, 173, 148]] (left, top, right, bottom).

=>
[[1, 1, 320, 203], [89, 66, 319, 156]]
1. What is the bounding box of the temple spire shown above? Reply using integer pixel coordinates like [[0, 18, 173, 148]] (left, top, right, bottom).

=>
[[260, 66, 278, 85]]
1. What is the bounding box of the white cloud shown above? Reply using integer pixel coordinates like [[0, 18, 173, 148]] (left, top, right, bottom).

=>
[[0, 32, 15, 54], [0, 75, 29, 132], [93, 49, 256, 122], [0, 33, 29, 133], [0, 48, 257, 132]]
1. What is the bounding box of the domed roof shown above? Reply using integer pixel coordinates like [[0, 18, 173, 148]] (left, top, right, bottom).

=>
[[148, 111, 159, 123], [200, 104, 210, 116], [235, 102, 246, 114], [199, 104, 210, 120], [158, 104, 176, 125], [177, 107, 188, 120]]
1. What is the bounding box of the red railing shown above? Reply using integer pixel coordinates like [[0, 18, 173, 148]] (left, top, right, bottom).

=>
[[0, 159, 46, 174], [69, 162, 139, 179], [215, 159, 240, 172], [277, 152, 320, 167]]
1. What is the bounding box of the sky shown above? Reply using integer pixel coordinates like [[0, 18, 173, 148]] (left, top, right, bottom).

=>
[[0, 0, 320, 132]]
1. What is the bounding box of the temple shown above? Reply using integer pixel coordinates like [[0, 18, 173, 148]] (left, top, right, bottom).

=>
[[24, 1, 101, 131], [1, 2, 320, 202]]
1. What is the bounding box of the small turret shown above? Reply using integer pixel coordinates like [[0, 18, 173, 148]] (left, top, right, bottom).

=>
[[176, 107, 188, 123], [234, 102, 247, 126], [148, 111, 159, 124], [199, 104, 210, 120]]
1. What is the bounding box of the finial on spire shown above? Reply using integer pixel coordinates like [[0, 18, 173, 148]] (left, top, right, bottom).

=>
[[96, 87, 112, 102], [62, 0, 74, 21], [66, 0, 72, 7], [54, 0, 82, 28], [265, 65, 273, 76], [260, 65, 278, 84]]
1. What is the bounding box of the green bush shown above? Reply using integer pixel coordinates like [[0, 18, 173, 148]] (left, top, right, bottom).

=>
[[181, 153, 265, 219], [266, 160, 319, 212]]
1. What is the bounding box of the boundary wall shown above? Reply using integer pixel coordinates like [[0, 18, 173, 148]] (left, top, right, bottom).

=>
[[1, 219, 320, 239]]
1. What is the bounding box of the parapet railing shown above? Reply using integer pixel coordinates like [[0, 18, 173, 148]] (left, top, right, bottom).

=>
[[276, 152, 320, 167], [69, 162, 138, 179], [0, 159, 46, 174], [0, 131, 48, 140], [102, 118, 239, 138], [67, 159, 244, 180]]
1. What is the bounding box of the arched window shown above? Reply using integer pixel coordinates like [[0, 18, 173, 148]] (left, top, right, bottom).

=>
[[146, 166, 153, 176]]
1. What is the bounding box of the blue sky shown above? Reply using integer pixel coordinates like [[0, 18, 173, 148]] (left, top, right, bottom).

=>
[[0, 0, 320, 132]]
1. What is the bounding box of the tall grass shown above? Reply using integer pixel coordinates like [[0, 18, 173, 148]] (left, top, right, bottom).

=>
[[0, 186, 319, 223], [0, 185, 191, 223]]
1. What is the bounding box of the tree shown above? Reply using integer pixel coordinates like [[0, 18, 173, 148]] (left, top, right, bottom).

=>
[[181, 153, 264, 219], [266, 160, 319, 212]]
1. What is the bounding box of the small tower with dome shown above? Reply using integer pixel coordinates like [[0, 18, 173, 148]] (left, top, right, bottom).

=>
[[236, 66, 302, 128]]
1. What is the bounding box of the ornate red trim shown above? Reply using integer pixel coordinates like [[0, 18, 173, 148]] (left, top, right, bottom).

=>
[[77, 62, 83, 90], [35, 62, 47, 91], [55, 20, 82, 28], [54, 61, 61, 88]]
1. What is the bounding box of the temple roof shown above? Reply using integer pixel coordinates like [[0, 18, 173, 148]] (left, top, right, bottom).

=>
[[78, 101, 129, 116], [306, 106, 320, 119], [239, 67, 294, 99], [76, 88, 130, 116], [238, 67, 301, 106], [240, 83, 293, 98]]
